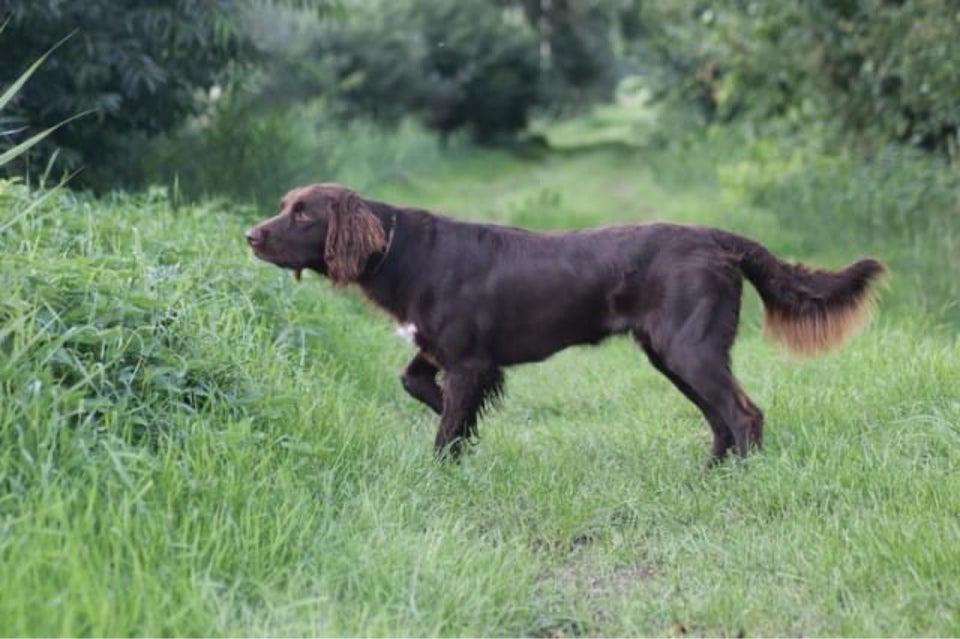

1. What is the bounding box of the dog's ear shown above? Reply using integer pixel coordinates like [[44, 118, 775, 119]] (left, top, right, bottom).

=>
[[324, 190, 386, 285]]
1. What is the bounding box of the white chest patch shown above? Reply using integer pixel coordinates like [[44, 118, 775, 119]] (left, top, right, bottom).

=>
[[395, 322, 418, 344]]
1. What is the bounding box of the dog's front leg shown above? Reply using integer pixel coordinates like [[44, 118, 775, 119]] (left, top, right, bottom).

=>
[[400, 352, 443, 414], [434, 361, 503, 459]]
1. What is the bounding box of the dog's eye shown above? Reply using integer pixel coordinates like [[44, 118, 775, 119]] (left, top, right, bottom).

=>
[[291, 202, 309, 222]]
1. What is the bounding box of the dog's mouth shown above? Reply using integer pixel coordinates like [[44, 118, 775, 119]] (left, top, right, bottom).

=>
[[248, 246, 305, 283]]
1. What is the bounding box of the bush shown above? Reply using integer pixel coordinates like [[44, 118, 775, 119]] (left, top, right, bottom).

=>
[[0, 1, 257, 185], [512, 0, 622, 109], [134, 90, 445, 205], [312, 0, 543, 143], [630, 0, 960, 156]]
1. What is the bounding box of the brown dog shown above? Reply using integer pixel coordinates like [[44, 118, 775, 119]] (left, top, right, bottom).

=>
[[246, 183, 885, 462]]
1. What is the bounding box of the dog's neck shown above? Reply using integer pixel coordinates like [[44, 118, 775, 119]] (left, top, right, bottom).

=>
[[364, 211, 397, 278], [356, 203, 418, 322]]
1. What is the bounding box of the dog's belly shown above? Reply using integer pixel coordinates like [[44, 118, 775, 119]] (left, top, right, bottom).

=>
[[494, 329, 609, 365], [489, 294, 614, 365]]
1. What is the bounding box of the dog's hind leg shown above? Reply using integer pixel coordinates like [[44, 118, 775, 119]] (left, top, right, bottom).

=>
[[634, 269, 763, 462], [637, 337, 737, 463], [401, 352, 443, 414], [654, 323, 763, 459], [643, 328, 763, 462], [434, 361, 503, 459]]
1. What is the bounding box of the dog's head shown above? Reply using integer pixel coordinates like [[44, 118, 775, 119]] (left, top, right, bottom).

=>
[[245, 183, 386, 285]]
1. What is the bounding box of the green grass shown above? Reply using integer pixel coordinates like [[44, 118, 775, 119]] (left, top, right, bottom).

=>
[[2, 107, 959, 636]]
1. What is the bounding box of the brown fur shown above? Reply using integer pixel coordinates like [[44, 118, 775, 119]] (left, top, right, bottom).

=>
[[245, 184, 887, 463], [711, 232, 887, 357], [763, 290, 879, 356], [325, 191, 386, 285]]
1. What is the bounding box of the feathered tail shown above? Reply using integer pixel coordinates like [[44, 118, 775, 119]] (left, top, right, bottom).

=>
[[714, 231, 887, 356]]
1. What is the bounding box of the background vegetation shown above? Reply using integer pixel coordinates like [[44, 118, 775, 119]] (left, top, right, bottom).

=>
[[5, 0, 956, 195], [1, 0, 958, 636]]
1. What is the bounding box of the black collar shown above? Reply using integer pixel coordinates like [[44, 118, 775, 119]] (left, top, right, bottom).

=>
[[366, 212, 397, 278]]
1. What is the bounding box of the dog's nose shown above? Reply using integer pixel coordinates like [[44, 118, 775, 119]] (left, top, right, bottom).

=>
[[245, 227, 266, 247]]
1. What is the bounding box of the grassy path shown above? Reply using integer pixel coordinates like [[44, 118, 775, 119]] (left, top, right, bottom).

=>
[[1, 116, 958, 635]]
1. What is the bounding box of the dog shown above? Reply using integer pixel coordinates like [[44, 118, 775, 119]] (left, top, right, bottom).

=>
[[245, 183, 885, 463]]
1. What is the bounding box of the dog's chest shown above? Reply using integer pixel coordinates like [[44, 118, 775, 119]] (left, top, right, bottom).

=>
[[395, 322, 418, 344]]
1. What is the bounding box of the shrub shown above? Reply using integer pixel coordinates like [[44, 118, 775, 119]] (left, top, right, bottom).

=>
[[313, 0, 543, 143], [0, 1, 252, 185], [630, 0, 960, 155], [132, 89, 445, 205]]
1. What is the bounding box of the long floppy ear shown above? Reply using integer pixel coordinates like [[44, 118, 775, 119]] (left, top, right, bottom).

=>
[[324, 191, 386, 285]]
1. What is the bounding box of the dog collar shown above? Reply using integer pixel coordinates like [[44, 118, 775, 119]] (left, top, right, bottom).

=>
[[367, 213, 397, 278]]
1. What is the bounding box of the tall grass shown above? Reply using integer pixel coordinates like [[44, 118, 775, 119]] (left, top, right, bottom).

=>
[[135, 96, 449, 207], [2, 101, 959, 636], [0, 181, 536, 635], [743, 145, 960, 326]]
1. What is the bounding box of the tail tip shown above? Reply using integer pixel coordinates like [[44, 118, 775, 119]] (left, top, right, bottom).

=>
[[852, 257, 888, 281]]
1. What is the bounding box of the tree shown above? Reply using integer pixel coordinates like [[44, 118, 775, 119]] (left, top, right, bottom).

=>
[[0, 0, 255, 185], [499, 0, 626, 108], [628, 0, 960, 154], [311, 0, 544, 143], [414, 0, 542, 142]]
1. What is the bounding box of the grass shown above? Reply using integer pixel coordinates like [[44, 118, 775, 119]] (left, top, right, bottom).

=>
[[137, 98, 448, 208], [1, 106, 959, 636]]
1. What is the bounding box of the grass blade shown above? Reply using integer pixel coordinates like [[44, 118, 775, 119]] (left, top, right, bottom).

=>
[[0, 32, 74, 112], [0, 111, 91, 169]]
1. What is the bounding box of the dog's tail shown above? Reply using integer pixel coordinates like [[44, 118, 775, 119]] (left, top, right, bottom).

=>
[[713, 230, 886, 356]]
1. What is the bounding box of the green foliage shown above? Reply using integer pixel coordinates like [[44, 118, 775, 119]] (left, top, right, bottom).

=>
[[134, 89, 446, 206], [0, 0, 254, 184], [310, 0, 543, 143], [630, 0, 960, 154], [414, 0, 542, 142], [740, 143, 960, 322], [0, 29, 64, 171], [501, 0, 626, 107], [304, 2, 422, 125]]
